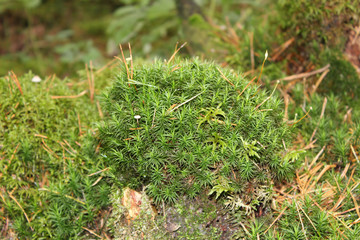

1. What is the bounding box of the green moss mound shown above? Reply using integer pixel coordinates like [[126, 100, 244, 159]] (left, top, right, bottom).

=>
[[99, 58, 294, 204], [0, 71, 111, 238]]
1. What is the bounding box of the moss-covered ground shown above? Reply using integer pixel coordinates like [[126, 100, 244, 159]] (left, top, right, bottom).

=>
[[1, 0, 360, 239]]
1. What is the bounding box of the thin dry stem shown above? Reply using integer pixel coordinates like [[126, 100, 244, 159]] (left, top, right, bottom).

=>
[[291, 107, 312, 126], [276, 64, 330, 82], [51, 90, 87, 99], [8, 191, 33, 231]]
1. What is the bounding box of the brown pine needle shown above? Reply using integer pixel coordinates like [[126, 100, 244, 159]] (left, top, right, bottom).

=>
[[39, 188, 85, 205], [8, 143, 20, 168], [46, 74, 56, 91], [10, 71, 23, 95], [82, 226, 103, 239], [42, 139, 60, 159], [78, 113, 82, 136], [63, 139, 76, 154], [167, 91, 204, 114], [96, 57, 117, 74], [119, 44, 130, 80], [217, 67, 235, 87], [351, 145, 359, 164], [276, 64, 330, 82], [88, 168, 109, 177], [309, 97, 327, 142], [91, 176, 103, 187], [264, 206, 288, 234], [8, 191, 33, 231], [270, 37, 295, 61], [311, 69, 329, 95], [90, 61, 95, 102], [239, 76, 256, 97], [97, 100, 104, 119], [295, 202, 308, 240], [309, 146, 325, 169], [51, 90, 88, 99], [34, 134, 48, 139], [128, 42, 134, 79], [249, 32, 255, 71], [297, 203, 318, 237], [168, 42, 187, 64], [350, 191, 360, 219]]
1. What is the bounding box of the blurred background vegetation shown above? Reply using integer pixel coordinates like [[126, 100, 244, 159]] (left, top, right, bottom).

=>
[[0, 0, 284, 76]]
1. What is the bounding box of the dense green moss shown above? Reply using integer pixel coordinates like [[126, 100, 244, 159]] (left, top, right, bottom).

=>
[[0, 71, 112, 238], [99, 58, 296, 207]]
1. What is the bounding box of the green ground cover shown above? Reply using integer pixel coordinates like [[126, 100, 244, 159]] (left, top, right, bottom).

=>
[[1, 0, 360, 239]]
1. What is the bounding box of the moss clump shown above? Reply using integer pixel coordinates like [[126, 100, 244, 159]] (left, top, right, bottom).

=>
[[99, 58, 295, 206], [0, 71, 112, 238]]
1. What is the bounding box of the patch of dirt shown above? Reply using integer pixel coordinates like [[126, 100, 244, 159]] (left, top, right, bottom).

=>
[[163, 196, 238, 239], [345, 26, 360, 74]]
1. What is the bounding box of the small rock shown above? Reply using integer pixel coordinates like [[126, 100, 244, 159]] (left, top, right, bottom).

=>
[[165, 222, 181, 232]]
